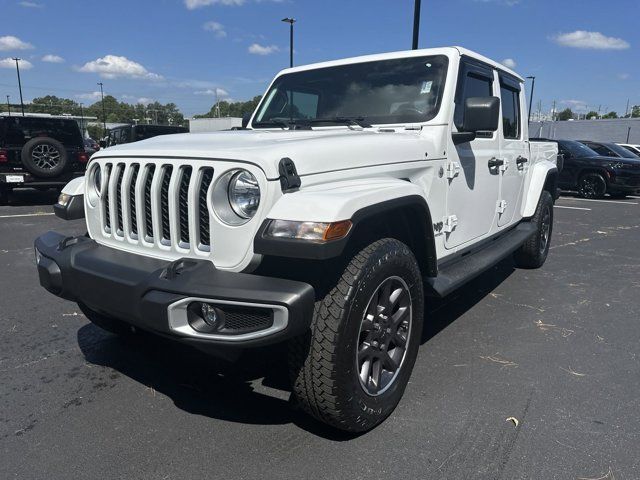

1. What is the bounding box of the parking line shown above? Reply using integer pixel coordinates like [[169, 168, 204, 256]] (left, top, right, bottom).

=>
[[0, 212, 55, 219], [554, 205, 591, 211], [561, 198, 638, 205]]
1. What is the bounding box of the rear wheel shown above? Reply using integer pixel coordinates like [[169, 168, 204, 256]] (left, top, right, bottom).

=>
[[514, 190, 553, 269], [577, 172, 606, 199], [289, 238, 424, 432]]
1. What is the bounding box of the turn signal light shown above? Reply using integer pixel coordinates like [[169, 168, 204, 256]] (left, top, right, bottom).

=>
[[265, 219, 353, 242], [77, 151, 89, 163], [0, 149, 8, 163]]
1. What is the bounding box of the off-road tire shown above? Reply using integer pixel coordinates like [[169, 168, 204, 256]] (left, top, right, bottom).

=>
[[514, 190, 553, 269], [21, 137, 68, 178], [289, 238, 424, 433], [78, 302, 135, 337], [577, 172, 607, 199], [0, 186, 9, 206]]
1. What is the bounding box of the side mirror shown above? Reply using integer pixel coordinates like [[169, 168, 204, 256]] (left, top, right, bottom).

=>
[[99, 140, 107, 149], [453, 96, 500, 145], [241, 113, 251, 129]]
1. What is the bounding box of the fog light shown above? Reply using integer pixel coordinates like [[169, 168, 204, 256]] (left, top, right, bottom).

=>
[[201, 303, 219, 327], [58, 192, 72, 207]]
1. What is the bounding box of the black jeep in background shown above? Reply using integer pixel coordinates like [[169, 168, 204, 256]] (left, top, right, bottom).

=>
[[104, 124, 188, 148], [554, 139, 640, 198], [0, 116, 88, 204]]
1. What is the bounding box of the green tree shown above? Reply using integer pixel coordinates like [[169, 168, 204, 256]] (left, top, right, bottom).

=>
[[195, 96, 262, 119], [586, 111, 598, 119], [602, 111, 618, 119], [631, 105, 640, 118], [557, 108, 574, 121]]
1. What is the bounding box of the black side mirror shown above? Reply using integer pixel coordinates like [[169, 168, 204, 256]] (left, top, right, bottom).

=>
[[99, 140, 107, 149], [453, 96, 501, 145], [241, 113, 251, 129]]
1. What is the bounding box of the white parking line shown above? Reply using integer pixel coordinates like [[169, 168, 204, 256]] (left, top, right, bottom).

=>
[[561, 197, 638, 205], [554, 205, 591, 211], [0, 212, 55, 219]]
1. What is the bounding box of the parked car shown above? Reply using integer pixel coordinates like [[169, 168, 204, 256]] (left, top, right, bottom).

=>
[[0, 116, 88, 204], [36, 46, 559, 432], [83, 137, 100, 156], [577, 140, 640, 160], [618, 143, 640, 156], [552, 139, 640, 198], [103, 124, 188, 148]]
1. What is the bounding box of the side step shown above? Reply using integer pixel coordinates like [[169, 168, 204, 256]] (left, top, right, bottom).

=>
[[425, 222, 536, 297]]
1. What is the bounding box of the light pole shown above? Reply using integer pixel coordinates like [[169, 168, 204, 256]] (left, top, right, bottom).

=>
[[12, 57, 25, 116], [412, 0, 421, 50], [526, 76, 535, 123], [6, 95, 10, 117], [97, 82, 107, 135], [281, 17, 296, 68]]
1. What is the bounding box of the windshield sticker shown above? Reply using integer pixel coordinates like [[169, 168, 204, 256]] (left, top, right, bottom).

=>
[[420, 81, 433, 94]]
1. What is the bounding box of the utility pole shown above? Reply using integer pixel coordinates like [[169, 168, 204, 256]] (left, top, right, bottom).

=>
[[12, 58, 25, 116], [551, 100, 556, 121], [79, 103, 84, 136], [625, 99, 630, 118], [627, 127, 631, 143], [97, 82, 107, 135], [281, 18, 296, 68], [6, 95, 10, 117], [526, 76, 535, 123], [412, 0, 421, 50]]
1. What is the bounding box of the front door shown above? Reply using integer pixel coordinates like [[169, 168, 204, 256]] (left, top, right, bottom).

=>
[[445, 60, 500, 249]]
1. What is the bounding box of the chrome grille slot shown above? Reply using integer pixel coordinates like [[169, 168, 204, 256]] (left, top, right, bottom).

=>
[[143, 164, 156, 241], [178, 166, 192, 245], [115, 164, 125, 235], [102, 163, 112, 233], [129, 164, 140, 237], [199, 167, 213, 249]]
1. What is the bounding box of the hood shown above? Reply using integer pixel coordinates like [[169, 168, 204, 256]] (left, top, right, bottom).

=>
[[93, 128, 446, 179]]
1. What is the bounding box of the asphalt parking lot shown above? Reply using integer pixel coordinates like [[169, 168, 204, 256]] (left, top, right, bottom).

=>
[[1, 189, 639, 480]]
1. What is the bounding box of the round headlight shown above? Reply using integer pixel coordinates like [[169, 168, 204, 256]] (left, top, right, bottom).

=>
[[228, 170, 260, 219], [92, 165, 102, 196]]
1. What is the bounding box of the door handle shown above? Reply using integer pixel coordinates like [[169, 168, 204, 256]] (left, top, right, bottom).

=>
[[516, 156, 528, 166], [488, 157, 504, 168]]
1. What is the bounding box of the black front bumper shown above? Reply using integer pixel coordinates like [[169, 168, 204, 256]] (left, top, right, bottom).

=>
[[35, 231, 315, 351]]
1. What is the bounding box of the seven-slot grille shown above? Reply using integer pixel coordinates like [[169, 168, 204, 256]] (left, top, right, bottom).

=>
[[98, 161, 213, 252]]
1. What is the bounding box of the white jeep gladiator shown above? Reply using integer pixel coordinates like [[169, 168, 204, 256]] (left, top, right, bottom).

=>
[[36, 46, 558, 432]]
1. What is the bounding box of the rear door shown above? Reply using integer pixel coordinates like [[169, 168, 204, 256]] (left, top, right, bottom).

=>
[[497, 73, 528, 227], [445, 59, 501, 249]]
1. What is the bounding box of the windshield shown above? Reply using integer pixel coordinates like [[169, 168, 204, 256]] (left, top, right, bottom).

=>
[[559, 140, 599, 158], [253, 55, 449, 128], [605, 142, 640, 159]]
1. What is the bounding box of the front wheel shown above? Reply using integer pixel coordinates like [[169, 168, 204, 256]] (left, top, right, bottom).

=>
[[514, 190, 553, 269], [289, 238, 424, 433], [578, 172, 607, 199]]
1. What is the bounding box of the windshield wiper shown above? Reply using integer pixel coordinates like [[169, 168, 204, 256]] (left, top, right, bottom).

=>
[[252, 120, 291, 129], [306, 116, 372, 128]]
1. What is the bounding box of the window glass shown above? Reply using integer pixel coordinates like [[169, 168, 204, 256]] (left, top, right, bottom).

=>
[[454, 72, 493, 129], [500, 84, 520, 139], [0, 117, 82, 146], [254, 55, 449, 126]]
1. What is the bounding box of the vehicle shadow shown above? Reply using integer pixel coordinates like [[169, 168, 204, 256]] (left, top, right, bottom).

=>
[[77, 258, 515, 440], [3, 187, 59, 206]]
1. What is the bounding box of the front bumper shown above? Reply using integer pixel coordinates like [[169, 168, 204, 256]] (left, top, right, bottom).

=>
[[35, 231, 315, 351]]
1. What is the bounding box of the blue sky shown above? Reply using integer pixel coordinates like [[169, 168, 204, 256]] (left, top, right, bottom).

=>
[[1, 0, 638, 117]]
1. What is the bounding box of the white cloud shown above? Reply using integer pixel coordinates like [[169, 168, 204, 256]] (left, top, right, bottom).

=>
[[194, 87, 229, 96], [474, 0, 520, 5], [76, 91, 103, 101], [203, 21, 227, 38], [0, 57, 33, 69], [42, 54, 64, 63], [135, 97, 155, 105], [617, 73, 630, 80], [19, 1, 43, 7], [501, 58, 516, 69], [78, 55, 163, 80], [561, 99, 588, 112], [248, 43, 279, 55], [185, 0, 244, 9], [552, 31, 630, 50], [0, 35, 34, 51]]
